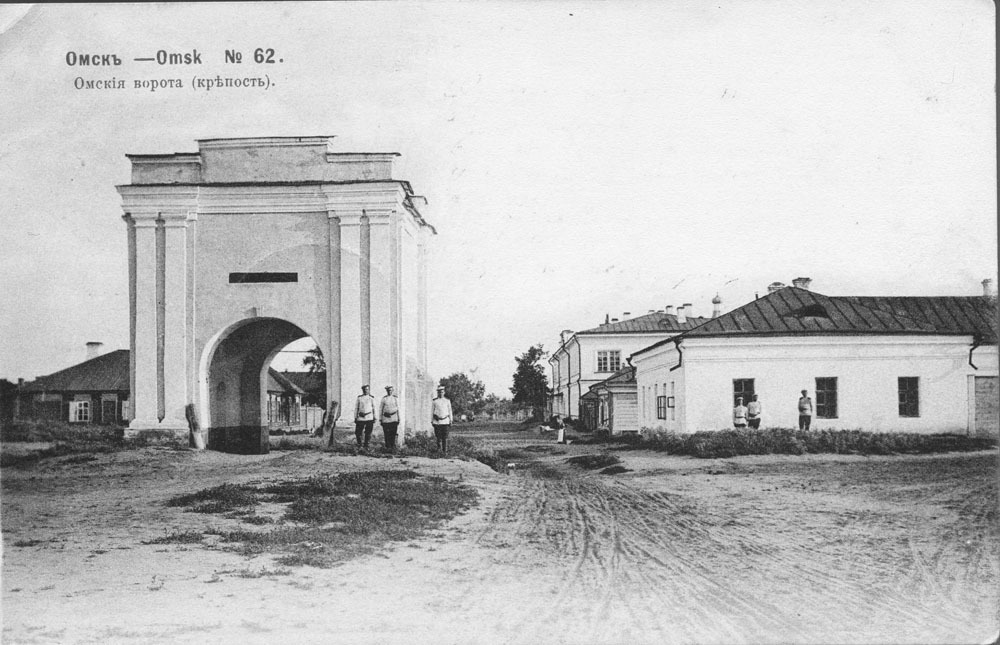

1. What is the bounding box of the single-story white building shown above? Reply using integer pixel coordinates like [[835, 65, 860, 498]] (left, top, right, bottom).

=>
[[631, 283, 998, 435]]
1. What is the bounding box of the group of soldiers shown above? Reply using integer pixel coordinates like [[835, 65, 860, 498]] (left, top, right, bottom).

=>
[[732, 390, 814, 430], [350, 384, 454, 453]]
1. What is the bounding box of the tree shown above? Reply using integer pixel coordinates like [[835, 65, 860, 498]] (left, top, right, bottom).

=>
[[301, 347, 326, 374], [510, 344, 549, 419], [438, 372, 486, 418]]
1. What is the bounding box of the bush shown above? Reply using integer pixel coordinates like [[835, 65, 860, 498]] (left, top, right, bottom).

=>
[[566, 453, 622, 470], [627, 427, 997, 459]]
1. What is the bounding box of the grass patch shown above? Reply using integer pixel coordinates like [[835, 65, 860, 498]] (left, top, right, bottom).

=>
[[623, 428, 998, 459], [12, 539, 46, 547], [567, 453, 623, 470], [600, 465, 631, 475], [162, 470, 478, 567], [142, 531, 206, 545], [167, 483, 259, 513], [0, 420, 187, 468]]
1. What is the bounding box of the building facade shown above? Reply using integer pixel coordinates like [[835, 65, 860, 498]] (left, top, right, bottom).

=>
[[14, 349, 130, 425], [118, 137, 435, 442], [632, 285, 999, 435], [549, 307, 709, 421]]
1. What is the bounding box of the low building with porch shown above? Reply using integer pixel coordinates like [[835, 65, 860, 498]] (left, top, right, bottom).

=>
[[588, 366, 638, 435]]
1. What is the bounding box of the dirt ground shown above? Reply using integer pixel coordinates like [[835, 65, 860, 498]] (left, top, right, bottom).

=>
[[2, 426, 998, 645]]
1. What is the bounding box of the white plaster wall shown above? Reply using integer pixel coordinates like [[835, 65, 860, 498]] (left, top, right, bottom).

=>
[[635, 344, 685, 433], [193, 211, 333, 363], [639, 336, 996, 434], [612, 392, 638, 433]]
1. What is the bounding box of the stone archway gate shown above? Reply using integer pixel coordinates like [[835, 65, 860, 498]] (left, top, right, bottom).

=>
[[118, 137, 435, 446]]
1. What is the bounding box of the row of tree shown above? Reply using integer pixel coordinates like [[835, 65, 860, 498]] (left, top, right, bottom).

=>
[[438, 344, 549, 419]]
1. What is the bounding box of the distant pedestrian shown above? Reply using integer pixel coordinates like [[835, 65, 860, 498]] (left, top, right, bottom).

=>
[[354, 385, 376, 450], [798, 390, 813, 430], [747, 394, 762, 429], [380, 385, 400, 452], [733, 397, 748, 429], [431, 386, 453, 453]]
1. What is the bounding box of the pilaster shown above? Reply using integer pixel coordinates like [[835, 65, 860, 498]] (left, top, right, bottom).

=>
[[129, 217, 160, 430], [327, 213, 343, 420], [337, 211, 364, 408], [159, 213, 191, 430]]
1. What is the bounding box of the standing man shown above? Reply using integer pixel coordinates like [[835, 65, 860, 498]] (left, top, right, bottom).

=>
[[733, 397, 748, 429], [431, 385, 453, 453], [798, 389, 813, 430], [380, 385, 400, 452], [354, 385, 376, 450], [747, 394, 762, 429]]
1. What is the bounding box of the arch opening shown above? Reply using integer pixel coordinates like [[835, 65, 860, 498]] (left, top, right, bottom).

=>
[[203, 317, 326, 453]]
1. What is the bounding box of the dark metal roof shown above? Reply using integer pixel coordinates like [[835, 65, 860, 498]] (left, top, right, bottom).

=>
[[577, 312, 711, 335], [848, 296, 998, 341], [632, 288, 998, 357], [267, 369, 306, 395], [281, 371, 326, 394], [589, 366, 636, 392], [19, 350, 129, 392]]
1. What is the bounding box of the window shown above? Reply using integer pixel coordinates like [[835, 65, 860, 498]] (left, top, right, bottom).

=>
[[733, 378, 755, 407], [69, 400, 90, 423], [815, 377, 838, 418], [596, 350, 621, 373], [898, 377, 919, 417], [657, 396, 667, 420]]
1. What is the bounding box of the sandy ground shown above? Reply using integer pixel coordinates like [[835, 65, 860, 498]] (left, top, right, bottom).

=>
[[2, 431, 997, 645]]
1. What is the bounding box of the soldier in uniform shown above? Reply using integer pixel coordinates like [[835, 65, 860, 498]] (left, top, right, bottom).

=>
[[798, 389, 813, 430], [354, 384, 376, 450], [747, 394, 762, 429], [733, 397, 749, 429], [380, 385, 400, 452], [431, 386, 453, 453]]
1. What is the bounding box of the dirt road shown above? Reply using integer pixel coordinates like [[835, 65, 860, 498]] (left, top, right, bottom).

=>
[[2, 440, 997, 644]]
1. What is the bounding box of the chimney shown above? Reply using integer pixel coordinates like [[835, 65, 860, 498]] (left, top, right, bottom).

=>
[[86, 342, 104, 360], [983, 278, 996, 298], [560, 329, 574, 345], [683, 302, 694, 319], [676, 306, 686, 325], [664, 305, 675, 316], [712, 294, 722, 318], [767, 281, 786, 294], [792, 277, 812, 290]]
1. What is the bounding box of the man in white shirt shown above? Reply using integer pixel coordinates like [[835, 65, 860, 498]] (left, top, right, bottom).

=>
[[733, 397, 748, 429], [431, 386, 453, 453], [354, 385, 376, 450], [380, 385, 400, 452], [798, 390, 813, 430], [747, 394, 762, 429]]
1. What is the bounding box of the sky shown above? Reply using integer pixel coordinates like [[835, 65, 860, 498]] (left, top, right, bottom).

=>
[[0, 1, 996, 396]]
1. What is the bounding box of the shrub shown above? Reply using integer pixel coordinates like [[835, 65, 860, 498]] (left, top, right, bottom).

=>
[[617, 428, 996, 459], [566, 453, 622, 470]]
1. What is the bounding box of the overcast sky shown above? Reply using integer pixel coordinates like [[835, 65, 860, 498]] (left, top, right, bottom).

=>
[[0, 1, 995, 396]]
